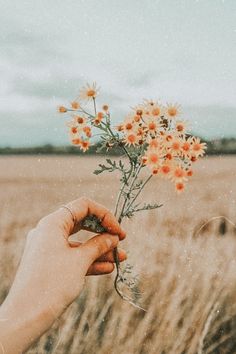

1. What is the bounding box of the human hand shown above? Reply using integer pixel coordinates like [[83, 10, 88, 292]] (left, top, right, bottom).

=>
[[0, 197, 126, 354]]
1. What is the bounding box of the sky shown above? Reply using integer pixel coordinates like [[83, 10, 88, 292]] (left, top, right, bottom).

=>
[[0, 0, 236, 147]]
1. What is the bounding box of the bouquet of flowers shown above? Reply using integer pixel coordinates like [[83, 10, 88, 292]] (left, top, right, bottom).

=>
[[58, 82, 206, 309]]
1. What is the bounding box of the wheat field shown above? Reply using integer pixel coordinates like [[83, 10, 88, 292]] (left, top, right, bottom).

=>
[[0, 155, 236, 354]]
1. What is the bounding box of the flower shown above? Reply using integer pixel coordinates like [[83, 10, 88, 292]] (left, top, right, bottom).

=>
[[160, 162, 172, 177], [79, 82, 99, 101], [71, 137, 81, 145], [70, 126, 78, 135], [58, 106, 67, 113], [58, 83, 206, 194], [79, 140, 90, 152], [175, 182, 185, 193], [166, 103, 181, 118], [94, 112, 104, 125], [170, 165, 187, 182], [83, 126, 92, 138], [144, 100, 163, 118], [169, 138, 182, 156], [71, 101, 80, 110], [74, 116, 87, 127], [181, 138, 192, 157], [102, 104, 109, 112], [175, 120, 188, 134], [148, 138, 160, 149], [123, 115, 139, 134], [191, 137, 207, 157], [124, 133, 139, 146], [144, 148, 162, 172], [132, 104, 144, 117]]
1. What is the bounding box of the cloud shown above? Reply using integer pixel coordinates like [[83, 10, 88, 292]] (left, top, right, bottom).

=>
[[0, 0, 236, 145]]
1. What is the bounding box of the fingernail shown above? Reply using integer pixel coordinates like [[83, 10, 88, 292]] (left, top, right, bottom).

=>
[[120, 230, 126, 238]]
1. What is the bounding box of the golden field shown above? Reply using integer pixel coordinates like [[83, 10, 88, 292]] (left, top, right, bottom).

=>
[[0, 155, 236, 354]]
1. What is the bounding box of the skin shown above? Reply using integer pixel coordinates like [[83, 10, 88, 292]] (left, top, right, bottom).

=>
[[0, 197, 126, 354]]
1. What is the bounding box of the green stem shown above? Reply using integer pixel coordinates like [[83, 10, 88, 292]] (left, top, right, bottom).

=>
[[124, 174, 153, 217], [118, 163, 142, 223], [92, 97, 97, 115], [114, 165, 133, 217]]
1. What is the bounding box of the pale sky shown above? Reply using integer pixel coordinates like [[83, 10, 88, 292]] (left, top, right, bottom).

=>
[[0, 0, 236, 146]]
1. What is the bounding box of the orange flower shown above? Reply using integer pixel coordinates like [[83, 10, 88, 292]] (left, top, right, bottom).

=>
[[79, 82, 99, 101], [145, 149, 161, 170], [166, 103, 181, 118], [93, 112, 104, 125], [141, 156, 148, 165], [71, 101, 80, 109], [132, 104, 144, 116], [152, 167, 159, 175], [71, 138, 81, 145], [133, 115, 141, 123], [83, 126, 92, 138], [171, 165, 187, 182], [165, 153, 173, 160], [170, 138, 182, 155], [116, 124, 124, 132], [175, 182, 185, 193], [181, 138, 192, 157], [148, 139, 159, 149], [102, 104, 109, 112], [124, 133, 139, 146], [191, 137, 207, 157], [123, 115, 138, 133], [160, 163, 172, 177], [70, 127, 78, 134], [175, 120, 188, 134], [75, 116, 87, 125], [58, 106, 67, 113], [187, 170, 193, 177], [80, 140, 90, 152]]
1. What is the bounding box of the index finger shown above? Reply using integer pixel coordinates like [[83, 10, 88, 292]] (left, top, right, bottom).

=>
[[65, 197, 126, 240]]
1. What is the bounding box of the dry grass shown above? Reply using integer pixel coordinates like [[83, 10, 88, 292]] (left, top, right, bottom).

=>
[[0, 155, 236, 353]]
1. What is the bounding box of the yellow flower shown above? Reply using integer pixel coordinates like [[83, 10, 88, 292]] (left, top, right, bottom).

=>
[[79, 82, 99, 101]]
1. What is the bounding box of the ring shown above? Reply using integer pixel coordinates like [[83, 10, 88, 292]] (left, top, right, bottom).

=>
[[61, 205, 76, 224]]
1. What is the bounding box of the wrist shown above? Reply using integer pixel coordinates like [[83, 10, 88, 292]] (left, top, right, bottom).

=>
[[0, 293, 58, 354]]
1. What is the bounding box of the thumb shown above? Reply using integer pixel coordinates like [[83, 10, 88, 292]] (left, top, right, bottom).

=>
[[78, 233, 119, 269]]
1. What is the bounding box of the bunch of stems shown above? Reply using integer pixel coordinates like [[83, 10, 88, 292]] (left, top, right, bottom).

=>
[[69, 99, 156, 309]]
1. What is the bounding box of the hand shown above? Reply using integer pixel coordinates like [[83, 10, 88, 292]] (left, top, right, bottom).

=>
[[0, 197, 126, 354]]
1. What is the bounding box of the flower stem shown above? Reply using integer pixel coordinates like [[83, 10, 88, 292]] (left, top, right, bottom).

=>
[[92, 97, 97, 115], [124, 174, 153, 216]]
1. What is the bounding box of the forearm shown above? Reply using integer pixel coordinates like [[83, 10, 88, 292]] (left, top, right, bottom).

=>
[[0, 294, 57, 354]]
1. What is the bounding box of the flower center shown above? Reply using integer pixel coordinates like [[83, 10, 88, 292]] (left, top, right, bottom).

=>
[[87, 89, 96, 97]]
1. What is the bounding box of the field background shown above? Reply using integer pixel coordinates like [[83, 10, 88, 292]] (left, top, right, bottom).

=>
[[1, 155, 236, 354]]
